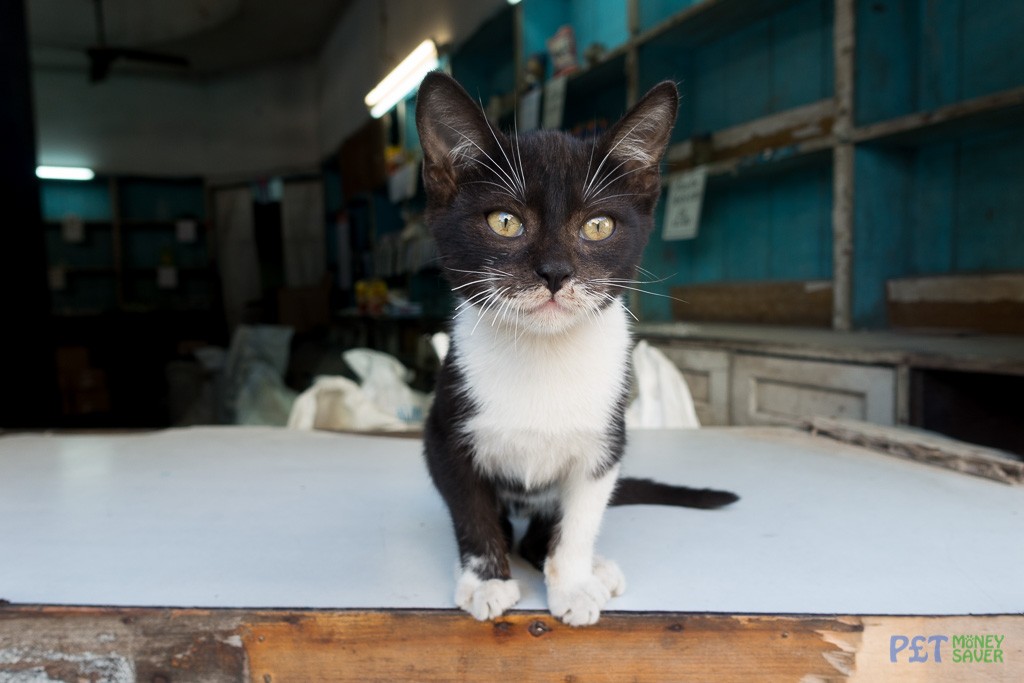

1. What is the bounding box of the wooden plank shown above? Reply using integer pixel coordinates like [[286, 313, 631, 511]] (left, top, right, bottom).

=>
[[2, 606, 1023, 682], [666, 98, 835, 175], [831, 0, 854, 332], [886, 273, 1024, 335], [634, 0, 805, 49], [804, 416, 1024, 485], [670, 280, 833, 326], [852, 85, 1024, 145], [831, 143, 854, 331], [246, 611, 857, 682]]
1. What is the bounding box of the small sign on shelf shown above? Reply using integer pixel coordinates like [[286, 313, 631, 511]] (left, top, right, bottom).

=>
[[61, 214, 85, 244], [48, 266, 67, 291], [662, 166, 708, 241], [157, 266, 179, 290], [175, 219, 198, 243]]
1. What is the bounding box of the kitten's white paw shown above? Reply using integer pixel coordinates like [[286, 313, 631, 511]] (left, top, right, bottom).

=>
[[547, 575, 612, 627], [592, 555, 626, 598], [547, 558, 625, 626], [455, 570, 520, 621]]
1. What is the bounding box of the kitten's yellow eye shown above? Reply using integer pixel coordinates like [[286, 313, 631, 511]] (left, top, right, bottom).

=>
[[581, 216, 615, 241], [486, 211, 524, 238]]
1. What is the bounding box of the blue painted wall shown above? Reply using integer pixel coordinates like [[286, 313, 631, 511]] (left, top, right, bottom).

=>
[[640, 160, 834, 321], [450, 6, 516, 104], [40, 179, 112, 222], [856, 0, 1024, 125], [119, 178, 204, 222], [853, 124, 1024, 327], [638, 0, 703, 33], [639, 0, 833, 142], [521, 0, 629, 79], [569, 0, 629, 57]]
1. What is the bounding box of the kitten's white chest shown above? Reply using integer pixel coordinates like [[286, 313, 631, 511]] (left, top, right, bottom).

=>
[[453, 305, 631, 488]]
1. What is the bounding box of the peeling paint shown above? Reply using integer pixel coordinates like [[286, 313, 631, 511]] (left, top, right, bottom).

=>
[[0, 647, 134, 683], [218, 634, 244, 649]]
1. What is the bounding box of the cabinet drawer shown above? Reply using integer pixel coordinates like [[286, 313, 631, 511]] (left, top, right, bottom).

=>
[[649, 344, 730, 426], [731, 354, 896, 426]]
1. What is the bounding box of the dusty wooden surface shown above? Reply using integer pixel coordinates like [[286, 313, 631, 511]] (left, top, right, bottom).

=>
[[668, 280, 833, 327], [2, 606, 1022, 682], [804, 416, 1024, 485]]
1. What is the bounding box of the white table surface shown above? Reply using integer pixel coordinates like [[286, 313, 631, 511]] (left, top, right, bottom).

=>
[[1, 426, 1022, 614]]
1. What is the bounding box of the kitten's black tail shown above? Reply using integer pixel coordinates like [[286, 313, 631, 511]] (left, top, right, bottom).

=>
[[610, 477, 739, 509]]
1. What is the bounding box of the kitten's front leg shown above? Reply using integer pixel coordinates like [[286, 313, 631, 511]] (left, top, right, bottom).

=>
[[425, 436, 520, 620], [545, 465, 624, 626]]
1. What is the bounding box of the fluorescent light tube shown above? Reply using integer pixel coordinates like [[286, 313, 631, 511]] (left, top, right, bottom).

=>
[[364, 39, 439, 118], [36, 166, 95, 181]]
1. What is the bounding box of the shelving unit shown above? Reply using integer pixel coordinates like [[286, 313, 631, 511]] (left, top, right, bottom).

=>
[[41, 176, 222, 426], [335, 0, 1023, 450], [42, 176, 212, 315], [432, 0, 1021, 335]]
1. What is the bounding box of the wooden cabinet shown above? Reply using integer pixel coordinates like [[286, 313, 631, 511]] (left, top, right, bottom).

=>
[[730, 354, 895, 426], [642, 323, 1023, 452], [648, 339, 896, 427], [651, 345, 730, 425]]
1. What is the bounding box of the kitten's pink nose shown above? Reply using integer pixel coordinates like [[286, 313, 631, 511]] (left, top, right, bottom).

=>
[[536, 262, 572, 294]]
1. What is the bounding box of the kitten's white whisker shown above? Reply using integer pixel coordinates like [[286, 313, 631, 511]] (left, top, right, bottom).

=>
[[592, 273, 673, 285], [492, 294, 514, 328], [441, 121, 523, 200], [483, 114, 525, 197], [455, 155, 520, 198], [587, 164, 648, 202], [588, 192, 643, 204], [635, 265, 667, 283], [585, 157, 631, 201], [583, 109, 659, 198], [513, 304, 521, 348], [582, 135, 598, 200], [451, 276, 504, 291], [470, 287, 508, 336], [483, 266, 514, 277], [460, 180, 521, 201], [446, 266, 514, 277], [453, 289, 496, 316], [600, 283, 687, 303], [601, 292, 639, 322], [512, 118, 526, 199]]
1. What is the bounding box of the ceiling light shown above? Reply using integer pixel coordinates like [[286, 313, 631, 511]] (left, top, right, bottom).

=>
[[36, 166, 95, 181], [364, 39, 439, 119]]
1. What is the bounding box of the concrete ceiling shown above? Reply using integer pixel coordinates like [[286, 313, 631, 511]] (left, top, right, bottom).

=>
[[28, 0, 353, 77]]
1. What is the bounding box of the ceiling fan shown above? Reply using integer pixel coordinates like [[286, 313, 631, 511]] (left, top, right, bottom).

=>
[[87, 0, 190, 82]]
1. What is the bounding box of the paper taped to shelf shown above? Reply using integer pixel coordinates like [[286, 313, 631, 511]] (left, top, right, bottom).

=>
[[662, 166, 707, 241]]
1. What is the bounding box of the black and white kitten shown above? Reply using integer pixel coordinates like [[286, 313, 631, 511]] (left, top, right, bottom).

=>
[[417, 72, 736, 626]]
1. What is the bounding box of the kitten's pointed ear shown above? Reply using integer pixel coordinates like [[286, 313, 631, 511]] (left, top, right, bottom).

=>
[[416, 71, 497, 204], [597, 81, 678, 199]]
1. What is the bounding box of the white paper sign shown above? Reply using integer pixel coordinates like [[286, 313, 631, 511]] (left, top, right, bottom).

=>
[[542, 76, 567, 130], [662, 167, 708, 241], [48, 266, 67, 291], [176, 219, 198, 243], [61, 214, 85, 243], [157, 266, 179, 290]]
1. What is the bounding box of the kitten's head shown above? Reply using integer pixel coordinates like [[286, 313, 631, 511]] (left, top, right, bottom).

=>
[[416, 72, 677, 335]]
